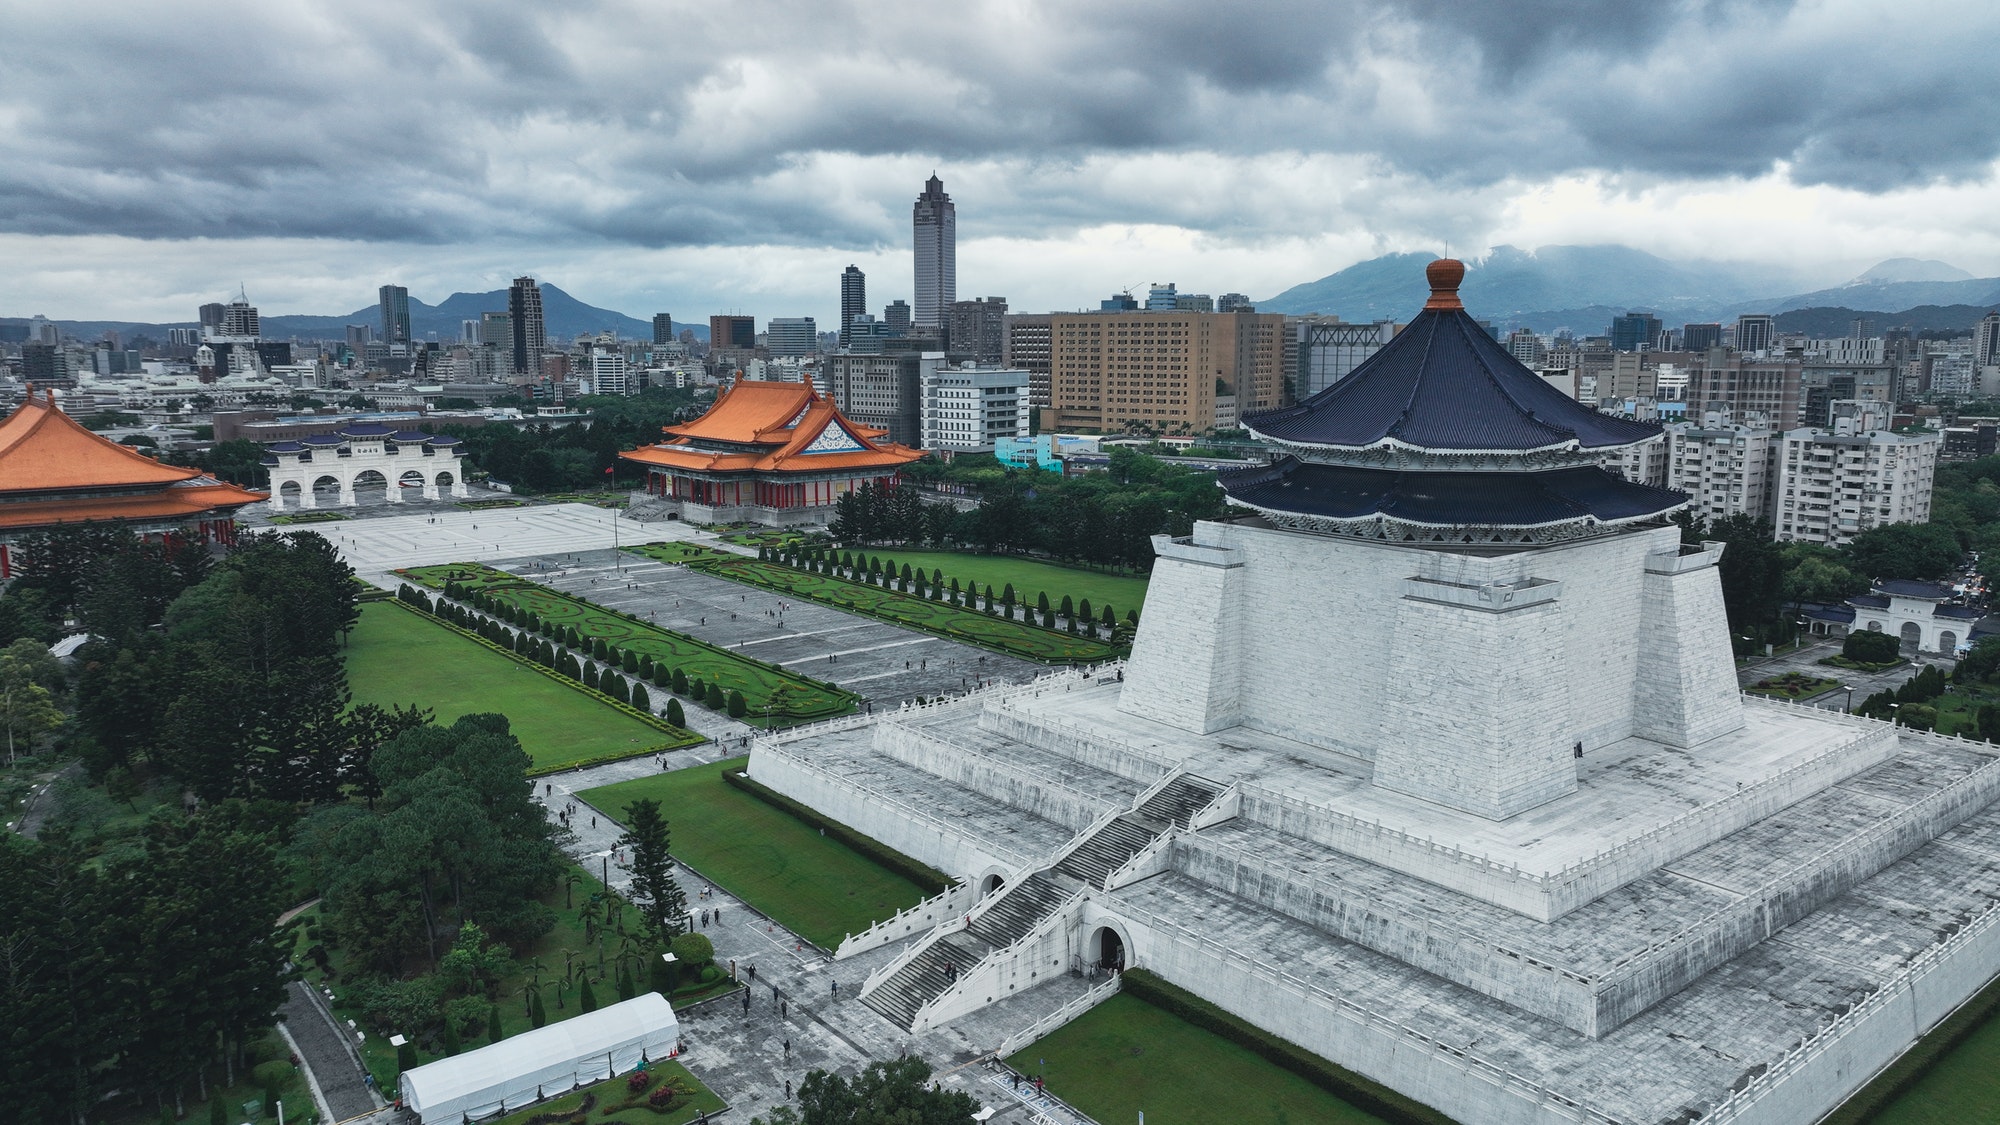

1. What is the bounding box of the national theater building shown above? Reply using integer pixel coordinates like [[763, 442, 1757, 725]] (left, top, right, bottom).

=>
[[742, 262, 2000, 1124], [0, 388, 265, 578], [620, 378, 920, 527]]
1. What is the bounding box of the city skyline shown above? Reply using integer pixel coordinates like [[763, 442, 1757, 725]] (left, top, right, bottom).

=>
[[3, 2, 2000, 327]]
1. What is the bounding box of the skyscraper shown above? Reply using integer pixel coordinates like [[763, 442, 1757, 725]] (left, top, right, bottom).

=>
[[1610, 312, 1662, 352], [840, 265, 867, 348], [947, 297, 1007, 363], [912, 174, 956, 330], [1682, 323, 1723, 351], [709, 315, 756, 351], [653, 314, 675, 345], [1735, 314, 1775, 354], [378, 284, 412, 347], [1976, 311, 2000, 368], [509, 276, 545, 376], [766, 317, 818, 357], [884, 300, 912, 335]]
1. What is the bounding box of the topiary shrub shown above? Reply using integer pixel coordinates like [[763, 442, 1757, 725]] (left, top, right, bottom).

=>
[[1844, 630, 1901, 664], [667, 699, 686, 727]]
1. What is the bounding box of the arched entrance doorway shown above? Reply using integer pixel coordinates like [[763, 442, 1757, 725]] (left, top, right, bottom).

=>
[[277, 480, 303, 507], [1942, 630, 1960, 655], [312, 474, 343, 506], [398, 469, 428, 496], [352, 469, 389, 505], [1089, 925, 1125, 972], [1900, 621, 1923, 656], [980, 873, 1005, 896]]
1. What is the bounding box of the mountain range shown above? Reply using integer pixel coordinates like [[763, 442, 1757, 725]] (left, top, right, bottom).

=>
[[1258, 246, 2000, 335], [3, 284, 704, 345]]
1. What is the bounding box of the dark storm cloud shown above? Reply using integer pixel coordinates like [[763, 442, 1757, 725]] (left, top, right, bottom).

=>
[[0, 0, 1995, 250]]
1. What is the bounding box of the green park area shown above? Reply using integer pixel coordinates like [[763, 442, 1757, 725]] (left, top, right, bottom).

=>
[[399, 562, 859, 725], [583, 758, 935, 949], [1011, 992, 1392, 1125], [487, 1062, 724, 1125], [346, 601, 673, 771], [849, 547, 1149, 612], [625, 545, 1124, 664]]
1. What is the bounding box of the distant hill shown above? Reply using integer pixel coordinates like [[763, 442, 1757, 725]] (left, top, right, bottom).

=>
[[1772, 304, 1997, 337], [3, 283, 705, 345], [1737, 277, 2000, 319], [1850, 258, 1975, 284]]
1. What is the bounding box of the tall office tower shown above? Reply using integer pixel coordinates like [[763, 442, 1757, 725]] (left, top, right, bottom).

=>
[[1610, 312, 1663, 352], [709, 315, 757, 351], [199, 303, 226, 335], [884, 300, 912, 335], [1505, 328, 1546, 367], [946, 297, 1007, 363], [912, 174, 956, 330], [653, 313, 675, 345], [479, 312, 513, 349], [1976, 311, 2000, 368], [218, 295, 260, 339], [840, 265, 867, 347], [766, 317, 819, 357], [462, 319, 481, 344], [1735, 314, 1775, 354], [508, 276, 545, 375], [1046, 309, 1286, 433], [346, 324, 373, 351], [1683, 323, 1723, 351], [1003, 314, 1053, 411], [1145, 283, 1179, 311], [1218, 293, 1254, 312], [378, 285, 412, 346]]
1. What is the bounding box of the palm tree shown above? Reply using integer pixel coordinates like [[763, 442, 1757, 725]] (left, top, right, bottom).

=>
[[563, 871, 583, 911]]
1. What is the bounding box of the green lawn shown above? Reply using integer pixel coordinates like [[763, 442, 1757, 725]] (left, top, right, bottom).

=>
[[1871, 1011, 2000, 1125], [346, 602, 673, 770], [487, 1063, 724, 1125], [400, 563, 859, 725], [628, 547, 1123, 664], [1010, 993, 1390, 1125], [849, 547, 1150, 613], [582, 758, 931, 948]]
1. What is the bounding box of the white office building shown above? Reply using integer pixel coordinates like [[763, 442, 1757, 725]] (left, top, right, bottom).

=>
[[919, 357, 1030, 452], [1663, 411, 1778, 525], [1774, 403, 1940, 545], [588, 347, 629, 396]]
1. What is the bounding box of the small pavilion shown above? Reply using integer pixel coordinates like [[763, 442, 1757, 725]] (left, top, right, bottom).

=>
[[620, 378, 921, 526], [0, 388, 265, 577]]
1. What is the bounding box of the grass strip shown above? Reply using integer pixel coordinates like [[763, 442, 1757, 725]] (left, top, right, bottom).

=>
[[1823, 965, 2000, 1125], [1110, 969, 1458, 1125]]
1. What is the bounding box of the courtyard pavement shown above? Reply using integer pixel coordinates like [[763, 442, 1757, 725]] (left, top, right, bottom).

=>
[[1736, 636, 1950, 711]]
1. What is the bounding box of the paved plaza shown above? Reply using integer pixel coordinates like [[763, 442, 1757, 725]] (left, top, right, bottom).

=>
[[1736, 636, 1954, 711]]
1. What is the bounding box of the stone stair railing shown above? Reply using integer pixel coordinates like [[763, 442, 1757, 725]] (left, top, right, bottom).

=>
[[908, 884, 1089, 1034], [995, 975, 1124, 1057], [834, 880, 978, 960], [1099, 825, 1179, 891], [1038, 804, 1129, 886]]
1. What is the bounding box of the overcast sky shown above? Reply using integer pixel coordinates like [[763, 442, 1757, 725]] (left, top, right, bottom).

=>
[[5, 0, 2000, 326]]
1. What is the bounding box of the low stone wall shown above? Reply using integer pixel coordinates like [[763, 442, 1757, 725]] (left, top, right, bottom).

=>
[[747, 747, 1025, 877], [873, 723, 1112, 833], [977, 706, 1175, 788]]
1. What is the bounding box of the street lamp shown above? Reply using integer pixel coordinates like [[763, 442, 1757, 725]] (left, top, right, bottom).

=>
[[1844, 684, 1855, 714]]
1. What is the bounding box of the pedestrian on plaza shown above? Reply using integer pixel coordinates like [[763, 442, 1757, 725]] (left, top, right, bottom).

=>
[[715, 905, 722, 921], [748, 964, 757, 982], [831, 979, 838, 997], [784, 1081, 791, 1100], [591, 816, 597, 828], [783, 1038, 790, 1058], [701, 910, 708, 926], [1035, 1076, 1044, 1095], [781, 999, 788, 1017]]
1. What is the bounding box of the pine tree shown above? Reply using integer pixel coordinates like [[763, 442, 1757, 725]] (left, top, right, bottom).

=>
[[672, 668, 689, 694], [618, 797, 689, 943], [582, 662, 599, 690], [592, 638, 610, 661], [443, 1016, 462, 1057], [616, 964, 636, 1002], [728, 690, 748, 718], [1101, 604, 1116, 628], [1078, 598, 1093, 625], [640, 655, 656, 680], [623, 649, 640, 674], [529, 989, 547, 1029], [666, 699, 686, 727], [488, 1005, 504, 1044], [1002, 583, 1015, 607], [605, 675, 629, 703], [579, 977, 599, 1013], [632, 683, 651, 712], [706, 682, 726, 710]]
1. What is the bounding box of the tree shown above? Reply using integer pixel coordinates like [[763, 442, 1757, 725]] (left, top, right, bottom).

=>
[[727, 689, 748, 718], [617, 798, 688, 943], [0, 653, 63, 764], [488, 1004, 505, 1044], [632, 683, 652, 712], [751, 1058, 978, 1125], [666, 699, 686, 728], [579, 976, 598, 1013], [1845, 630, 1902, 664], [671, 668, 690, 695], [1844, 522, 1963, 584], [705, 682, 726, 711]]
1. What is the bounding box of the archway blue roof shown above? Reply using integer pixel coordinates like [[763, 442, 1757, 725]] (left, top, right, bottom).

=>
[[389, 430, 433, 442], [1244, 260, 1661, 454]]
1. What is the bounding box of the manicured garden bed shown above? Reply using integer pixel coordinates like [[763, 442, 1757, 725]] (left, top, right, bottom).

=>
[[582, 758, 935, 949], [841, 546, 1150, 611], [399, 563, 859, 725], [346, 601, 676, 771], [628, 547, 1123, 664], [486, 1062, 724, 1125], [1744, 672, 1841, 699]]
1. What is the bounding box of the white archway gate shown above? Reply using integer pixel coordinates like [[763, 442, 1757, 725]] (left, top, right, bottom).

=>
[[264, 426, 467, 510]]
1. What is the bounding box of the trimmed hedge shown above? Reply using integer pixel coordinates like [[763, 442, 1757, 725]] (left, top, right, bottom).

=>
[[721, 767, 951, 895], [1116, 969, 1460, 1125], [1819, 966, 2000, 1125]]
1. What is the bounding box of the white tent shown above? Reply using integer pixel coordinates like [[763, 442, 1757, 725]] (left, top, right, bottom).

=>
[[400, 993, 680, 1123]]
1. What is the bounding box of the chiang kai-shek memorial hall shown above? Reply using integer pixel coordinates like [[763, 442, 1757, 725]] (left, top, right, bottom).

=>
[[0, 388, 265, 578], [620, 378, 921, 527]]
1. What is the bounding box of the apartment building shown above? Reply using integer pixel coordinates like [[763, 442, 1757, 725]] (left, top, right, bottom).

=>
[[1773, 404, 1940, 545], [1045, 309, 1286, 433], [1663, 411, 1778, 524]]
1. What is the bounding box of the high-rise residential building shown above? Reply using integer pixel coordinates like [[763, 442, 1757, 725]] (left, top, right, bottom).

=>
[[1046, 309, 1287, 433], [920, 357, 1031, 452], [198, 303, 226, 335], [1976, 311, 2000, 368], [461, 319, 481, 344], [912, 174, 956, 330], [1735, 314, 1775, 354], [823, 351, 923, 445], [345, 324, 373, 352], [1145, 283, 1180, 311], [1683, 323, 1723, 351], [840, 266, 867, 347], [587, 346, 630, 396], [508, 276, 545, 376], [710, 315, 757, 352], [883, 300, 911, 336], [766, 317, 818, 357], [203, 293, 260, 340], [1505, 328, 1547, 368], [1664, 412, 1778, 526], [1611, 312, 1663, 352], [1774, 402, 1940, 545], [946, 297, 1007, 363], [1217, 293, 1254, 313], [1003, 314, 1053, 413], [1683, 352, 1804, 429], [1295, 319, 1398, 398], [378, 284, 412, 347], [653, 314, 676, 345]]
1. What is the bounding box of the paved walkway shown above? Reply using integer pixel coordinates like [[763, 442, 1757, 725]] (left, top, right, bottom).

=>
[[538, 749, 1099, 1123], [1736, 636, 1948, 710], [281, 980, 381, 1122]]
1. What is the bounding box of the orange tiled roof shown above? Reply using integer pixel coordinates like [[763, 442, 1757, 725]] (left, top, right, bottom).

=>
[[0, 388, 202, 493], [623, 390, 921, 476], [0, 479, 268, 530], [663, 379, 821, 444]]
